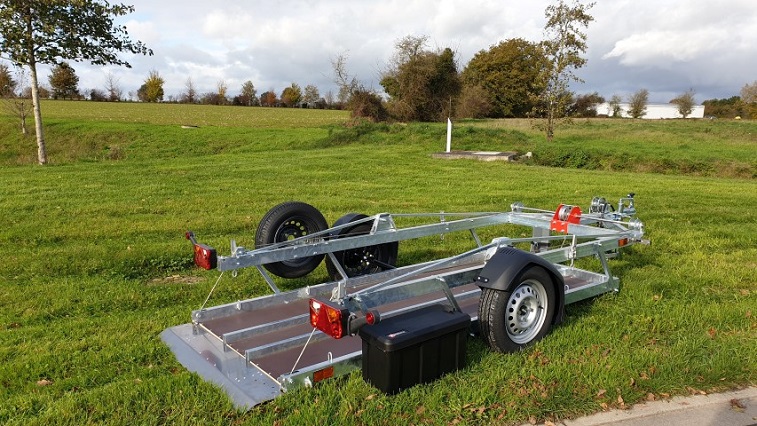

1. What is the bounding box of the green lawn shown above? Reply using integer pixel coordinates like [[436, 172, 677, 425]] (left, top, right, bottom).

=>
[[0, 102, 755, 425]]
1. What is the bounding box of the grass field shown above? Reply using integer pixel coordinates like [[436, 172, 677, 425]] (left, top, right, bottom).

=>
[[0, 101, 755, 425]]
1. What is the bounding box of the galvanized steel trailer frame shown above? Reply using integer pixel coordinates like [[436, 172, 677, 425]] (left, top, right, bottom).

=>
[[162, 196, 646, 408]]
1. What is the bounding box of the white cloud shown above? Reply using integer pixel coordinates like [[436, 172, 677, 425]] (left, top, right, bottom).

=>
[[65, 0, 757, 102], [602, 29, 726, 66]]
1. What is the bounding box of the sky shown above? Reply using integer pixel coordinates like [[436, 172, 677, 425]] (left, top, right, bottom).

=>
[[43, 0, 757, 104]]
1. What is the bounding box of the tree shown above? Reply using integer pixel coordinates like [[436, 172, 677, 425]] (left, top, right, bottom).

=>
[[462, 38, 547, 118], [137, 70, 164, 102], [608, 94, 623, 117], [215, 80, 228, 105], [180, 77, 197, 104], [48, 62, 79, 99], [702, 96, 744, 118], [1, 64, 32, 134], [0, 1, 151, 165], [568, 92, 604, 117], [302, 84, 319, 106], [104, 71, 122, 101], [538, 0, 595, 141], [260, 90, 277, 107], [380, 35, 461, 121], [670, 89, 696, 118], [88, 88, 106, 101], [280, 83, 302, 107], [237, 80, 257, 106], [348, 89, 388, 122], [0, 63, 16, 95], [741, 81, 757, 104], [331, 52, 360, 107], [741, 81, 757, 118], [455, 84, 493, 119], [627, 89, 649, 118]]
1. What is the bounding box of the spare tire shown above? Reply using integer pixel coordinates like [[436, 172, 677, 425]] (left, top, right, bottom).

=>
[[325, 213, 398, 280], [254, 201, 328, 278]]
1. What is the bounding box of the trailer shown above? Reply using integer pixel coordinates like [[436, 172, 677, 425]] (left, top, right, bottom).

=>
[[162, 195, 647, 407]]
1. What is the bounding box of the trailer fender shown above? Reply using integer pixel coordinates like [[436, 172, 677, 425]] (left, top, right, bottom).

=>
[[474, 247, 565, 325]]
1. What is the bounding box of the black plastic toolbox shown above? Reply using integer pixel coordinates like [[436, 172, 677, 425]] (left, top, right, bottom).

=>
[[358, 304, 471, 394]]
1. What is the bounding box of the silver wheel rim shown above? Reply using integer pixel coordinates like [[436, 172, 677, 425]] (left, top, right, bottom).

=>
[[506, 280, 548, 344]]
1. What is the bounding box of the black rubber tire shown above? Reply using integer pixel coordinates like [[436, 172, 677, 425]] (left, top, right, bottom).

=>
[[254, 201, 328, 278], [325, 213, 398, 281], [478, 265, 556, 353]]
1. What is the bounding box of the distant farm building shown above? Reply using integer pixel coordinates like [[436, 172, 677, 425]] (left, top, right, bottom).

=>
[[596, 103, 705, 119]]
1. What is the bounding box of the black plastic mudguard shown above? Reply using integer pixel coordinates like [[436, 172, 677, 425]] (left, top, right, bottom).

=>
[[474, 247, 566, 324]]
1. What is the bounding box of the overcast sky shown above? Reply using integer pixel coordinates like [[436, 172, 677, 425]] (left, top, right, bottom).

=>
[[54, 0, 757, 104]]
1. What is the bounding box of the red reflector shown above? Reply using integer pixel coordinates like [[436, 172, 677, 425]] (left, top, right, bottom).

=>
[[618, 238, 628, 247], [193, 243, 217, 270], [313, 366, 335, 383], [366, 311, 377, 325], [309, 298, 348, 339]]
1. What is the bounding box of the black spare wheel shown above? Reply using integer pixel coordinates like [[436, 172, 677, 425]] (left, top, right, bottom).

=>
[[255, 201, 328, 278], [325, 213, 398, 280]]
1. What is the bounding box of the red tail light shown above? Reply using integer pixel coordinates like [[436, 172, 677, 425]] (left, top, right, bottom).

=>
[[309, 298, 349, 339], [193, 243, 217, 270], [186, 231, 217, 270]]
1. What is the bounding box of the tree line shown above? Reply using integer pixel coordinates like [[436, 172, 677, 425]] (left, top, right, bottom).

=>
[[1, 1, 755, 165]]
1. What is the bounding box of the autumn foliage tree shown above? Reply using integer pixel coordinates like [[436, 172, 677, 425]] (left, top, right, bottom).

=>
[[0, 0, 151, 164], [280, 83, 302, 107], [137, 70, 164, 102], [260, 90, 277, 107]]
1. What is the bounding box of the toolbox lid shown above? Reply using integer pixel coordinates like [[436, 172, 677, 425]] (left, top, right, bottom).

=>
[[359, 304, 471, 352]]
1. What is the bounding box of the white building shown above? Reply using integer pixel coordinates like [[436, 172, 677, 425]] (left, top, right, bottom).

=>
[[595, 103, 705, 119]]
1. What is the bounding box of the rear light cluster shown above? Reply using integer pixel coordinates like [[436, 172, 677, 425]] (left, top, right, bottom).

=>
[[309, 298, 380, 339], [186, 231, 217, 270], [309, 299, 349, 339]]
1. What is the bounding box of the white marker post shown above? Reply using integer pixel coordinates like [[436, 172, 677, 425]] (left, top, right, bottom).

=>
[[446, 118, 452, 153]]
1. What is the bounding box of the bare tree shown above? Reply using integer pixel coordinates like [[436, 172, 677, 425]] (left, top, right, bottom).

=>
[[2, 65, 32, 134], [182, 77, 197, 104], [331, 52, 359, 106], [627, 89, 649, 119], [302, 84, 319, 106], [104, 71, 123, 101], [741, 81, 757, 118], [741, 81, 757, 104]]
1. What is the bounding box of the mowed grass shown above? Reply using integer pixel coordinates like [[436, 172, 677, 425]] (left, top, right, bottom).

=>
[[0, 102, 755, 425]]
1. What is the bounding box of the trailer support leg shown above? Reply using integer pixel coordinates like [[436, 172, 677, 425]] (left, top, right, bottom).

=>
[[256, 266, 281, 294], [595, 244, 619, 294]]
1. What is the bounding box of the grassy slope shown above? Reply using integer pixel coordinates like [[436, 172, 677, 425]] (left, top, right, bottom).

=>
[[0, 101, 755, 425]]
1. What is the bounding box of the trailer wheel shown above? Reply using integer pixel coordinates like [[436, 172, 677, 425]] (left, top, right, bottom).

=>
[[478, 265, 556, 353], [255, 201, 328, 278], [325, 213, 398, 280]]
